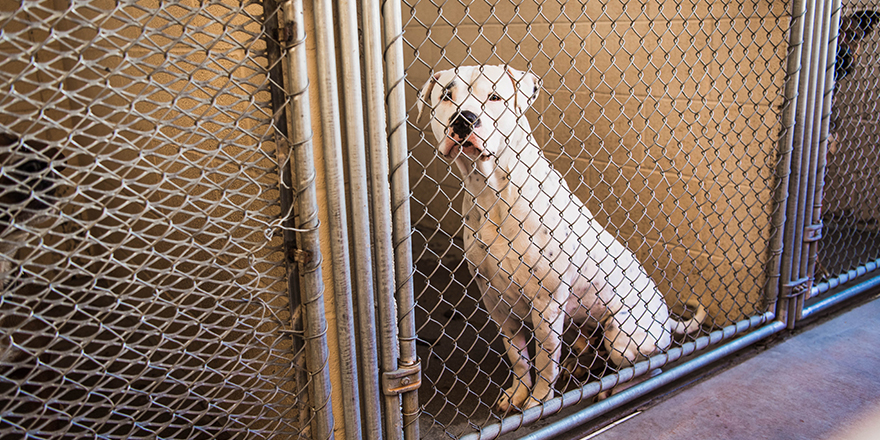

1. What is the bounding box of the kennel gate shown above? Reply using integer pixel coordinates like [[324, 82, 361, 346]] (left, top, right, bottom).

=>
[[0, 1, 332, 438], [2, 0, 880, 439]]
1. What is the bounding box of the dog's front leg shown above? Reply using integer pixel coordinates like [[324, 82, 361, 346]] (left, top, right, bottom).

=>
[[496, 324, 532, 412], [526, 297, 566, 409]]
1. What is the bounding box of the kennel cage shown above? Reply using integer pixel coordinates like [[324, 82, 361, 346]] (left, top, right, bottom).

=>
[[0, 0, 879, 439]]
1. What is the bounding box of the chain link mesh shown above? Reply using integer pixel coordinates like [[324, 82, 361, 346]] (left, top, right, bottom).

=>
[[404, 0, 790, 436], [0, 1, 308, 438], [819, 1, 880, 283]]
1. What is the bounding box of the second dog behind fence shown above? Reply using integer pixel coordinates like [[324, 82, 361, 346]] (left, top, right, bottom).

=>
[[417, 65, 706, 412]]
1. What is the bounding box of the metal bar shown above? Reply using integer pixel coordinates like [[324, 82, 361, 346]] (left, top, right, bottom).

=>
[[767, 0, 807, 315], [509, 313, 783, 440], [812, 257, 880, 297], [262, 0, 310, 429], [338, 0, 384, 438], [309, 0, 363, 436], [804, 0, 843, 308], [779, 0, 817, 328], [282, 1, 335, 437], [803, 272, 880, 319], [363, 0, 402, 437], [458, 313, 779, 440], [783, 0, 822, 329], [795, 0, 835, 323], [383, 0, 420, 438]]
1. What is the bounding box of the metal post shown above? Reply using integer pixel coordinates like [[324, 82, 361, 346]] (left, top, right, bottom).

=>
[[383, 0, 420, 438], [805, 0, 843, 303], [363, 0, 403, 438], [281, 1, 335, 437], [262, 0, 310, 430], [338, 0, 384, 438], [793, 0, 834, 324], [309, 0, 363, 436], [779, 0, 818, 328], [768, 0, 807, 319]]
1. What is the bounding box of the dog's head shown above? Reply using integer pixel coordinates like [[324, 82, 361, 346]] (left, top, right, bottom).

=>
[[417, 65, 539, 163], [0, 133, 63, 234], [836, 10, 880, 80]]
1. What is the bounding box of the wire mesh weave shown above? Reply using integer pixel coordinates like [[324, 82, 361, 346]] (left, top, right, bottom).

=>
[[404, 0, 791, 436], [819, 3, 880, 283], [0, 1, 306, 438]]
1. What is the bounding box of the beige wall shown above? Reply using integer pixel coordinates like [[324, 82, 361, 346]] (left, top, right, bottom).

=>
[[405, 0, 789, 325]]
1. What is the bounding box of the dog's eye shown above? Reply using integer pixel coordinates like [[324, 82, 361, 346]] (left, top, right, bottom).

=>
[[488, 93, 503, 102], [441, 89, 452, 101]]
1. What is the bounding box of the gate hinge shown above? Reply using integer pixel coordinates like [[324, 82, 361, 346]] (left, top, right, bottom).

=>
[[279, 22, 296, 45], [804, 223, 823, 243], [782, 277, 813, 299], [382, 360, 421, 396], [288, 248, 312, 265]]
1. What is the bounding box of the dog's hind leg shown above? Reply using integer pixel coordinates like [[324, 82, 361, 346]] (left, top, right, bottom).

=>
[[496, 323, 533, 412]]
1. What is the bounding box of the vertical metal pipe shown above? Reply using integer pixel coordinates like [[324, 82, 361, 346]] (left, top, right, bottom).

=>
[[281, 1, 335, 437], [767, 0, 807, 316], [337, 0, 384, 437], [363, 0, 402, 437], [262, 0, 310, 429], [788, 0, 830, 325], [310, 0, 362, 436], [779, 0, 818, 327], [383, 1, 420, 438], [807, 0, 843, 301]]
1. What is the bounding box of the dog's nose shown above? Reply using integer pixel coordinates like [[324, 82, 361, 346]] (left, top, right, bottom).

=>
[[449, 110, 481, 138]]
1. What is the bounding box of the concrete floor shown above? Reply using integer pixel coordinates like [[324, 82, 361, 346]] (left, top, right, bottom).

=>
[[553, 292, 880, 440]]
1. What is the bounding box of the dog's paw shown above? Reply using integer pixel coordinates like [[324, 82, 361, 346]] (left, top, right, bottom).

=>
[[523, 395, 544, 410], [496, 385, 530, 413], [561, 357, 591, 382]]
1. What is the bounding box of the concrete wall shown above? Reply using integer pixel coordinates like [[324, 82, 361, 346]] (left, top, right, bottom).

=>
[[405, 0, 789, 325]]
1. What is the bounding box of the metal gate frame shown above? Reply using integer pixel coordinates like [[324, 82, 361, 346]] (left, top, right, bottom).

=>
[[363, 0, 880, 439]]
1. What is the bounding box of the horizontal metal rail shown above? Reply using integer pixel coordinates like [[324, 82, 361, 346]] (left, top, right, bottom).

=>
[[461, 312, 778, 440]]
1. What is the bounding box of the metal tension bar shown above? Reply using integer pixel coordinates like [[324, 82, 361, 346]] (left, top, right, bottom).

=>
[[803, 223, 823, 243], [782, 277, 813, 299], [382, 361, 422, 396]]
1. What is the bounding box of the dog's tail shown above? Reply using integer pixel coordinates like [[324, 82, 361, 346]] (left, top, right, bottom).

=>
[[667, 298, 707, 335]]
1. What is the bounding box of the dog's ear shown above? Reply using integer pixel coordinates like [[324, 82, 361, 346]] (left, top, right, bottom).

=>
[[506, 67, 539, 113], [417, 72, 441, 121]]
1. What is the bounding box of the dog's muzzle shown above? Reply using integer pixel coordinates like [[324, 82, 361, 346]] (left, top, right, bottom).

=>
[[449, 110, 481, 140]]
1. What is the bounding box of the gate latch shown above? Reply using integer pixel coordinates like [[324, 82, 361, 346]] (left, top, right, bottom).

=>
[[782, 277, 813, 299], [382, 360, 421, 396], [804, 223, 823, 243]]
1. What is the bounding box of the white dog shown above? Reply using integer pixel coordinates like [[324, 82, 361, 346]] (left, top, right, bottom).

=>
[[417, 65, 706, 411]]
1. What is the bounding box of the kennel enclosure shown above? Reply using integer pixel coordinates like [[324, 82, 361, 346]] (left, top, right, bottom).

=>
[[1, 0, 879, 439]]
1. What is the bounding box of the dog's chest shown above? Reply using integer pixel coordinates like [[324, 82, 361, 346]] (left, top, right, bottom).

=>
[[461, 173, 571, 297]]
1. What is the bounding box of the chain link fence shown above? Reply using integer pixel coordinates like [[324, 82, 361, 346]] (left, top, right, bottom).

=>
[[0, 1, 310, 438], [818, 2, 880, 287], [3, 0, 880, 439], [404, 0, 791, 436]]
